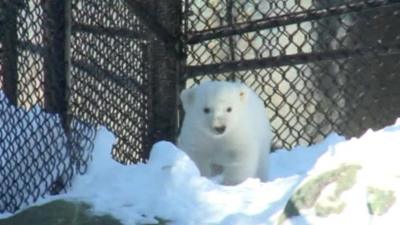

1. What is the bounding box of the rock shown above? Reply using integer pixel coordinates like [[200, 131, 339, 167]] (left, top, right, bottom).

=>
[[367, 187, 396, 216], [0, 200, 123, 225], [278, 164, 362, 224]]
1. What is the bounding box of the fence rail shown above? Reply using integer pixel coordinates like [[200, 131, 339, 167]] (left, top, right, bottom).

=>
[[186, 43, 400, 77], [186, 0, 400, 44]]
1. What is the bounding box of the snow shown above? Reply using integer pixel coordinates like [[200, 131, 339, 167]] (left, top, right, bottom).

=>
[[1, 118, 400, 224]]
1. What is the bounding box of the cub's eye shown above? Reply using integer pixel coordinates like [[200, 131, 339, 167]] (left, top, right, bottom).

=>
[[203, 107, 210, 114], [226, 107, 232, 112]]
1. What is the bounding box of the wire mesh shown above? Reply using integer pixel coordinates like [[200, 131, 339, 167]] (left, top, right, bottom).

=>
[[0, 0, 154, 213], [183, 0, 400, 149], [70, 0, 152, 164]]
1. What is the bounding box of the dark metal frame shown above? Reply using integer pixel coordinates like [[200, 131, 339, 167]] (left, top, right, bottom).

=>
[[1, 0, 18, 106]]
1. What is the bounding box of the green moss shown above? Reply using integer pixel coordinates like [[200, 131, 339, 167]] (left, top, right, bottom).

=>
[[315, 202, 345, 217], [0, 200, 122, 225], [367, 187, 396, 216], [279, 164, 361, 224], [291, 164, 360, 209]]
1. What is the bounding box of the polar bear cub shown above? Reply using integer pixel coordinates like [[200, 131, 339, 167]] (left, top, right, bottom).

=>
[[178, 81, 272, 185]]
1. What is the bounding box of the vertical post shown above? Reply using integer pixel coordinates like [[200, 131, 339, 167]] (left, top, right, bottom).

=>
[[140, 42, 151, 154], [226, 0, 237, 81], [42, 0, 71, 131], [42, 0, 72, 195], [143, 0, 183, 148], [1, 0, 18, 106]]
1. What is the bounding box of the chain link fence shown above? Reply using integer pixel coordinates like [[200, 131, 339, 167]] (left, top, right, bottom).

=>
[[1, 0, 399, 214], [0, 0, 94, 212], [183, 0, 400, 148], [0, 0, 177, 213]]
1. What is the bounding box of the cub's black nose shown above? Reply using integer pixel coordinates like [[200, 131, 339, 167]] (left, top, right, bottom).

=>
[[214, 126, 226, 134]]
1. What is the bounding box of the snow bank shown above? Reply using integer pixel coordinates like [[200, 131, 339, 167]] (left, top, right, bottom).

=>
[[67, 128, 303, 225], [281, 119, 400, 225], [1, 119, 400, 225]]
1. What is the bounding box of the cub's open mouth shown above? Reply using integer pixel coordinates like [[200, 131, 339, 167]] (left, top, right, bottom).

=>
[[213, 126, 226, 134]]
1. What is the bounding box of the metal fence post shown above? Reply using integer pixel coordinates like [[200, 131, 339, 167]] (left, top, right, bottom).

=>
[[142, 0, 184, 147], [42, 0, 71, 131], [0, 0, 18, 106]]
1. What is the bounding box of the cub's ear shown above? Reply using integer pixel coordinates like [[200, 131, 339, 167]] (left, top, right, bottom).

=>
[[180, 87, 195, 111], [239, 90, 246, 103], [237, 83, 249, 103]]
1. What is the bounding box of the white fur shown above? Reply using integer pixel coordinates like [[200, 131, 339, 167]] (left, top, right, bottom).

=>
[[178, 81, 272, 185]]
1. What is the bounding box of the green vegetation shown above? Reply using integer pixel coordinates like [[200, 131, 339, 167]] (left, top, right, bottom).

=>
[[278, 164, 362, 224], [315, 202, 345, 217], [367, 187, 396, 216]]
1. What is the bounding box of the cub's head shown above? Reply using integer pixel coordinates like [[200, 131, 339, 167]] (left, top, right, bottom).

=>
[[180, 81, 249, 136]]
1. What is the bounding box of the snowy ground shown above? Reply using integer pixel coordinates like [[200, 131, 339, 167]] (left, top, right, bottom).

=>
[[1, 119, 400, 225]]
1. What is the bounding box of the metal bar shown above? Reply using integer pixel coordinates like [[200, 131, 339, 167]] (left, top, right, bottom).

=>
[[1, 1, 18, 105], [145, 0, 183, 150], [17, 41, 44, 55], [64, 0, 72, 95], [186, 44, 400, 77], [72, 60, 144, 91], [186, 0, 400, 44], [123, 0, 180, 56], [226, 0, 236, 81], [40, 0, 72, 194], [73, 23, 148, 40], [42, 0, 69, 130]]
